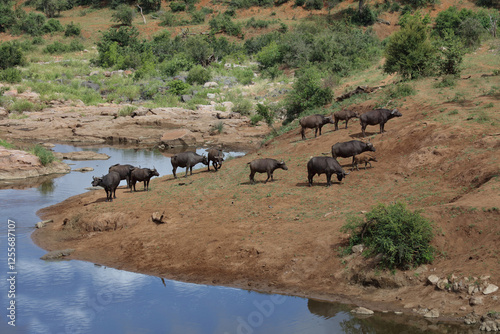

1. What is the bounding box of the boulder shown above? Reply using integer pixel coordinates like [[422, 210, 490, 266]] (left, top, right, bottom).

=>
[[73, 167, 94, 172], [160, 129, 196, 148], [470, 296, 484, 306], [204, 81, 218, 88], [427, 274, 440, 285], [54, 151, 110, 161], [423, 309, 440, 318], [40, 249, 75, 260]]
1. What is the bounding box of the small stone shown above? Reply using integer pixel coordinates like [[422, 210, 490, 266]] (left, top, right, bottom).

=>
[[483, 284, 499, 295], [436, 278, 449, 290], [469, 296, 483, 306], [427, 274, 440, 285], [352, 244, 364, 253], [394, 311, 403, 315], [35, 222, 45, 228], [424, 309, 440, 318], [459, 306, 467, 311], [468, 285, 476, 295], [151, 211, 165, 224], [350, 307, 374, 315]]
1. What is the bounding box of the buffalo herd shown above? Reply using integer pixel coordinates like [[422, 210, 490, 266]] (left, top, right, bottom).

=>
[[91, 107, 401, 200]]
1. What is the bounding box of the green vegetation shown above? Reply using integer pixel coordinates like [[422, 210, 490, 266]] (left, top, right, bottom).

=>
[[30, 144, 55, 166], [118, 105, 137, 117], [341, 202, 435, 269], [0, 139, 15, 149]]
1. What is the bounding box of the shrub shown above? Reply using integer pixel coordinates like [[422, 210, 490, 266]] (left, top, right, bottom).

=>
[[168, 79, 190, 95], [232, 67, 254, 85], [341, 202, 435, 270], [256, 103, 275, 129], [185, 36, 214, 66], [285, 66, 333, 121], [0, 68, 22, 83], [384, 13, 437, 79], [209, 15, 242, 36], [343, 6, 377, 26], [170, 2, 186, 12], [190, 10, 206, 25], [19, 12, 46, 36], [0, 139, 15, 149], [246, 17, 269, 28], [118, 105, 137, 116], [250, 114, 263, 125], [459, 17, 484, 49], [434, 75, 457, 88], [7, 99, 36, 112], [384, 83, 416, 99], [42, 18, 64, 34], [0, 4, 15, 33], [112, 4, 135, 26], [230, 95, 253, 115], [159, 12, 178, 26], [304, 0, 322, 10], [30, 144, 55, 166], [186, 65, 211, 85], [436, 35, 465, 76], [256, 41, 282, 69], [295, 0, 305, 6], [159, 56, 192, 76], [65, 21, 81, 37], [0, 42, 25, 70]]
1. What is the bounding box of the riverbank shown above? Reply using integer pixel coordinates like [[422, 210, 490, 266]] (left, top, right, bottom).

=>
[[32, 107, 500, 326]]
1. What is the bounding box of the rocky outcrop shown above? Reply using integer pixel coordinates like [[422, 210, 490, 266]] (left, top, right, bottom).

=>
[[0, 147, 71, 180], [40, 249, 75, 260], [53, 151, 110, 160], [159, 129, 197, 148]]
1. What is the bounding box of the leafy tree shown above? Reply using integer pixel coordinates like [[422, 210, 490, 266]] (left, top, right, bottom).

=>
[[42, 18, 64, 33], [184, 35, 214, 66], [64, 21, 81, 37], [256, 41, 282, 69], [436, 35, 465, 76], [19, 12, 46, 36], [186, 65, 211, 85], [0, 41, 25, 70], [112, 4, 135, 26], [139, 0, 161, 12], [285, 66, 333, 121], [0, 1, 15, 33], [384, 14, 436, 79]]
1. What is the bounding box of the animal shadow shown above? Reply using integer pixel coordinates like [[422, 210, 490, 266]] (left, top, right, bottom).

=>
[[350, 132, 376, 139]]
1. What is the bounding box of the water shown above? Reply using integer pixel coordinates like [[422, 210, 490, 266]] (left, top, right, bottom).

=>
[[0, 145, 470, 334]]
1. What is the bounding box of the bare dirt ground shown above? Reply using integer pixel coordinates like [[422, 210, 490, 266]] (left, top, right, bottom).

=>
[[32, 78, 500, 323]]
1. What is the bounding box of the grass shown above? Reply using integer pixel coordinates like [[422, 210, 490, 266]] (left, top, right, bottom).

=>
[[0, 139, 16, 149], [29, 144, 56, 166], [118, 105, 137, 117]]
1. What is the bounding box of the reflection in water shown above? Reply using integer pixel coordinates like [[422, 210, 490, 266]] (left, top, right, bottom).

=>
[[37, 179, 56, 195], [0, 173, 65, 190], [308, 299, 348, 319]]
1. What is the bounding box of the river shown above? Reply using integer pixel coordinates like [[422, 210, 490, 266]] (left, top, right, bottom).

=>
[[0, 145, 471, 333]]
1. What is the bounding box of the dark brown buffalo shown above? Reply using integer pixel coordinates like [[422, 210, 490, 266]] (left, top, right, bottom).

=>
[[331, 140, 376, 165], [248, 158, 288, 184], [307, 156, 349, 187], [130, 168, 159, 192], [360, 108, 402, 137], [333, 109, 359, 130], [91, 171, 121, 202], [171, 151, 208, 178], [299, 114, 334, 140], [108, 163, 136, 188], [207, 148, 224, 171]]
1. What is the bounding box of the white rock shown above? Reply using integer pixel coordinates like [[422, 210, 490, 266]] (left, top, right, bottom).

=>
[[352, 244, 364, 253], [427, 275, 440, 285], [483, 284, 499, 295], [350, 307, 374, 315], [424, 309, 440, 318], [204, 82, 218, 88]]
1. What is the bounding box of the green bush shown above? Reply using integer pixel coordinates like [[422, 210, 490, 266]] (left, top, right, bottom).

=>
[[434, 75, 457, 88], [0, 139, 15, 149], [341, 202, 435, 270], [436, 35, 465, 76], [30, 144, 55, 166], [170, 2, 186, 12], [186, 65, 211, 85], [384, 83, 416, 99], [285, 66, 333, 121], [256, 41, 282, 69], [190, 10, 206, 25], [18, 12, 46, 36], [232, 67, 254, 85], [295, 0, 305, 6], [0, 68, 22, 83], [43, 40, 84, 54], [185, 35, 214, 66], [168, 79, 190, 95], [0, 42, 25, 70], [118, 105, 137, 117], [65, 21, 81, 37], [7, 99, 35, 113], [159, 56, 192, 76], [0, 4, 15, 33], [159, 12, 178, 26], [112, 4, 135, 26], [343, 6, 377, 25], [209, 14, 242, 36], [246, 17, 269, 28], [42, 18, 64, 34], [304, 0, 322, 10], [384, 13, 437, 79]]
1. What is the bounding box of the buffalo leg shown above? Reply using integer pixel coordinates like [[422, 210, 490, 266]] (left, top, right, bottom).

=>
[[345, 120, 349, 129], [185, 167, 189, 177], [380, 123, 385, 133], [113, 187, 116, 199], [265, 172, 271, 183], [172, 167, 177, 179], [301, 127, 306, 140], [308, 173, 314, 186], [361, 124, 367, 137], [334, 120, 339, 131], [326, 173, 332, 187], [314, 128, 319, 137], [249, 171, 255, 184]]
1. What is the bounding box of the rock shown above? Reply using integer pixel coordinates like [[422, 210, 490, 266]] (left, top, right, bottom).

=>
[[351, 244, 364, 253], [436, 278, 449, 290], [470, 296, 484, 306], [181, 95, 192, 102], [40, 249, 75, 260], [73, 167, 94, 172], [350, 307, 374, 315], [480, 320, 499, 331], [207, 93, 216, 99], [424, 309, 440, 318], [394, 311, 403, 315], [204, 81, 218, 88], [0, 107, 8, 119], [427, 274, 440, 285], [464, 313, 478, 325], [54, 151, 110, 161], [81, 81, 100, 91], [152, 211, 165, 224], [160, 129, 196, 147], [483, 284, 499, 295], [36, 220, 52, 228]]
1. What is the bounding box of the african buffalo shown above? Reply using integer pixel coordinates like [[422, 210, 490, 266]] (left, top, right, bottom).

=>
[[299, 114, 334, 140], [333, 109, 359, 131], [307, 156, 349, 187], [207, 148, 224, 171], [360, 108, 402, 137], [171, 151, 208, 178], [248, 158, 288, 184], [331, 140, 376, 165], [91, 171, 121, 202], [130, 167, 159, 192], [352, 152, 378, 171], [109, 163, 136, 188]]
